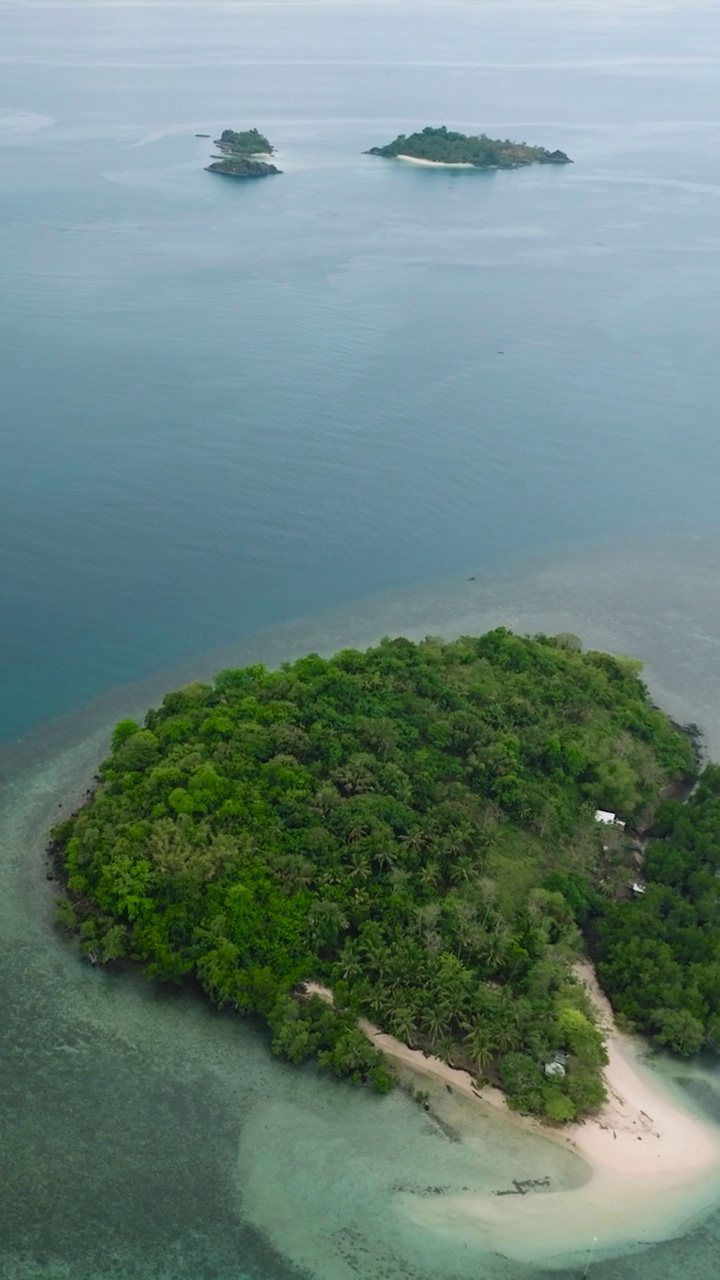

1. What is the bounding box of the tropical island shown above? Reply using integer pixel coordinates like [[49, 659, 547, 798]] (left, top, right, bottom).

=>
[[366, 125, 572, 169], [206, 156, 281, 178], [205, 127, 281, 178], [52, 629, 720, 1128]]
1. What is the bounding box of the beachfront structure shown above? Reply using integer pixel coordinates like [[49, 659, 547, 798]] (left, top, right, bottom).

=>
[[595, 809, 626, 830], [544, 1051, 568, 1079]]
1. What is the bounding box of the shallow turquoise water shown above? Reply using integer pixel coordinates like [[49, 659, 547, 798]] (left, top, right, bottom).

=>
[[4, 531, 720, 1279], [4, 1, 720, 1276]]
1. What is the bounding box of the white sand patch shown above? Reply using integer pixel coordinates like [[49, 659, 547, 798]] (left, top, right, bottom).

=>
[[396, 154, 475, 168]]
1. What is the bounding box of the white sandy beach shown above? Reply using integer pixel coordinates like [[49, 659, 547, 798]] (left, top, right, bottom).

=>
[[304, 970, 720, 1263], [396, 154, 474, 168]]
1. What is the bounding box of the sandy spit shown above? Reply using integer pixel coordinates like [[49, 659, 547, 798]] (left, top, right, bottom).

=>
[[395, 154, 475, 168], [565, 961, 718, 1178], [303, 970, 720, 1264]]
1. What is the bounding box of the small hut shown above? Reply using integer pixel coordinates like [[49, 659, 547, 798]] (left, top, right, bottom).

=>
[[544, 1050, 568, 1079], [595, 809, 626, 830]]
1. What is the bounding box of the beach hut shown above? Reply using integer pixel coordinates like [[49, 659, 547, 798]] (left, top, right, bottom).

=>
[[544, 1051, 567, 1079], [594, 809, 626, 830]]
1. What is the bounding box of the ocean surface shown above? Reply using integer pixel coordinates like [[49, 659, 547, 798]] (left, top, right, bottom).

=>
[[3, 1, 720, 1276]]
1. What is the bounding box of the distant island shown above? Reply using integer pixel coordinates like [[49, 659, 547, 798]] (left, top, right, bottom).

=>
[[205, 127, 281, 178], [52, 629, 715, 1123], [366, 125, 572, 169], [206, 156, 281, 178], [214, 128, 275, 156]]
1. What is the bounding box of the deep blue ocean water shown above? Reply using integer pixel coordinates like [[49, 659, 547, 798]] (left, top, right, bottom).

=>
[[4, 0, 720, 742], [4, 3, 720, 1278]]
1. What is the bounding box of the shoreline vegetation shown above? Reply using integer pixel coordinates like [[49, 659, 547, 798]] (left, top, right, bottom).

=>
[[205, 127, 281, 178], [51, 628, 718, 1133], [366, 125, 573, 169], [305, 964, 720, 1229]]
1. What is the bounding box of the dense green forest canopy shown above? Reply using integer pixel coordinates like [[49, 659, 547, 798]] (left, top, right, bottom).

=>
[[591, 766, 720, 1056], [53, 631, 693, 1120], [215, 128, 274, 154], [367, 125, 572, 168]]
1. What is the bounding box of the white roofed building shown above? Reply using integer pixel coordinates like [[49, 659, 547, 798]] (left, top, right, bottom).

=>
[[595, 809, 626, 830]]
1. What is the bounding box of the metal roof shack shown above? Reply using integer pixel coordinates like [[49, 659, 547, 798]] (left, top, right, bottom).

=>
[[544, 1051, 568, 1079], [594, 809, 626, 830]]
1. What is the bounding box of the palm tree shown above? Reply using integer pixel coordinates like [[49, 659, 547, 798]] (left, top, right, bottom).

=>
[[418, 861, 440, 892], [337, 941, 362, 983], [423, 929, 444, 957], [395, 938, 424, 976], [349, 848, 371, 883], [466, 1013, 491, 1064], [351, 887, 370, 912], [275, 855, 313, 891], [465, 1024, 495, 1072], [360, 671, 383, 693], [316, 868, 340, 894], [450, 710, 481, 742], [494, 1016, 523, 1054], [372, 843, 398, 873], [414, 902, 442, 933], [310, 783, 340, 815], [400, 828, 426, 856], [308, 900, 348, 951], [443, 827, 467, 859], [363, 937, 390, 978], [368, 984, 390, 1020], [346, 820, 371, 845], [482, 930, 507, 972], [435, 979, 470, 1032], [365, 719, 398, 756], [449, 855, 475, 885], [389, 867, 411, 897], [333, 765, 374, 796], [388, 1005, 417, 1045], [435, 1034, 455, 1064], [423, 1002, 452, 1048]]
